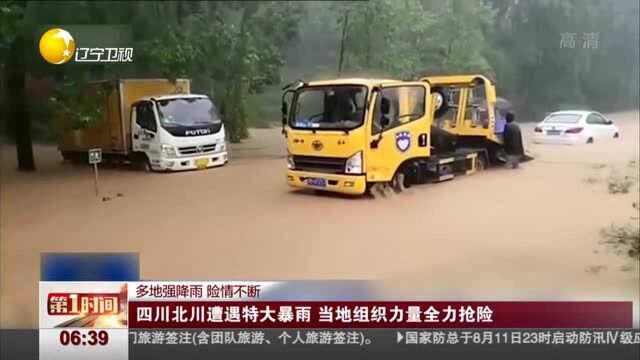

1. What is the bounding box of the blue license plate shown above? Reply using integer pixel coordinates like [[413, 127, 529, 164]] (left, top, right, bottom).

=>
[[307, 177, 326, 187]]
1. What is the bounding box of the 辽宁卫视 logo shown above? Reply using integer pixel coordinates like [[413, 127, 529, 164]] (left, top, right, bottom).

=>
[[395, 131, 411, 152], [39, 28, 75, 64], [38, 28, 134, 64]]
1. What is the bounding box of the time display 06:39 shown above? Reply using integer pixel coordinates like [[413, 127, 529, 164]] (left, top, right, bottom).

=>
[[59, 330, 109, 346]]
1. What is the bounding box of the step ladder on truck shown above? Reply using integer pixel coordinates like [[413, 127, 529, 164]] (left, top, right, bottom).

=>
[[281, 74, 531, 196]]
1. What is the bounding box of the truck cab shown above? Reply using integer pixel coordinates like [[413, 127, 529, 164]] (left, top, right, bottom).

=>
[[282, 76, 515, 196], [131, 94, 228, 171]]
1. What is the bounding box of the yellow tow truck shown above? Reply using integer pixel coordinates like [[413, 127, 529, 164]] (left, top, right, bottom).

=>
[[281, 74, 522, 195]]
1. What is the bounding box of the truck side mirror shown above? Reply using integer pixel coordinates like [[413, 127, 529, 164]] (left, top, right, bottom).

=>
[[281, 101, 288, 125], [380, 116, 390, 129], [213, 101, 224, 122], [380, 97, 390, 115]]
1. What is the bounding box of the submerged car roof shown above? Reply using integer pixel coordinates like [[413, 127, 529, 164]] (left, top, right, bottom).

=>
[[548, 110, 592, 116]]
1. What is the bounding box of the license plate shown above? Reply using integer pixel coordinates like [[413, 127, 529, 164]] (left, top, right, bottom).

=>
[[196, 158, 209, 169], [306, 177, 326, 187], [547, 130, 561, 135]]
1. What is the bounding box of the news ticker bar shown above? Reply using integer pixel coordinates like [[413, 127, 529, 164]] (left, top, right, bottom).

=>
[[36, 329, 640, 360], [128, 301, 632, 328], [129, 329, 640, 347]]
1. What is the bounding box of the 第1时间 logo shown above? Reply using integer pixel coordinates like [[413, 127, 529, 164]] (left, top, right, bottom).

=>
[[39, 28, 75, 64], [46, 290, 128, 328], [48, 293, 122, 316], [395, 131, 411, 152], [39, 27, 133, 64]]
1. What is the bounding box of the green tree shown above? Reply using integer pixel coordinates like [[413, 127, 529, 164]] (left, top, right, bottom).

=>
[[137, 1, 303, 141], [331, 0, 494, 79], [3, 0, 36, 171], [485, 0, 639, 118]]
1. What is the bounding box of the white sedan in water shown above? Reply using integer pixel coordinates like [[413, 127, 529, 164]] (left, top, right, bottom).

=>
[[533, 110, 620, 145]]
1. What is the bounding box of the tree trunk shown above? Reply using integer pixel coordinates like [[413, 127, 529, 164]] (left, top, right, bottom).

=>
[[365, 7, 372, 69], [337, 10, 350, 76], [7, 34, 35, 171]]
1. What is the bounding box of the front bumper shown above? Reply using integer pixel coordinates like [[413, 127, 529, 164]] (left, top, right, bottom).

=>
[[287, 170, 367, 195], [153, 151, 228, 171]]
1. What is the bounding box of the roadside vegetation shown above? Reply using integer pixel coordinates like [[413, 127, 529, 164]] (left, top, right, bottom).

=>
[[600, 201, 640, 268], [593, 160, 640, 271]]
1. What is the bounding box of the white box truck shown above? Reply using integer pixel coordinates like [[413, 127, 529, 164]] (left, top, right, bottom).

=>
[[57, 79, 228, 171]]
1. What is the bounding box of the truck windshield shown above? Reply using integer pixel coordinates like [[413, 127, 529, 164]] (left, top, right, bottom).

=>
[[290, 86, 367, 130], [156, 97, 221, 127]]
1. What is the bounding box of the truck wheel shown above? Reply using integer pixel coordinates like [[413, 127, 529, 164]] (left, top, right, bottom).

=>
[[475, 154, 486, 172], [367, 182, 387, 198], [61, 151, 73, 161], [67, 152, 87, 165], [392, 172, 406, 193], [144, 157, 161, 172], [131, 152, 154, 172]]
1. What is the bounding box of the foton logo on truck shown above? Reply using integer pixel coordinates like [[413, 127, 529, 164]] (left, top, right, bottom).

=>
[[185, 129, 212, 136]]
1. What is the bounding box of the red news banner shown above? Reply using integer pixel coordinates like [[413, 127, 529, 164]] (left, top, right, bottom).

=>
[[128, 282, 633, 329]]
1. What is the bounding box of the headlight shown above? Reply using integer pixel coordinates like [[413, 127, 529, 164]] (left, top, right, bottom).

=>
[[345, 151, 363, 174], [161, 144, 178, 158], [287, 154, 295, 169], [219, 142, 226, 151]]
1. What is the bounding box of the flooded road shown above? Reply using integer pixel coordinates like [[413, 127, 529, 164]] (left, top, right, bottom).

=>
[[2, 111, 638, 328]]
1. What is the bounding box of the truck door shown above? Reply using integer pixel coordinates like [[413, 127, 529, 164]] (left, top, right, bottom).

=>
[[365, 82, 430, 182], [131, 101, 160, 160]]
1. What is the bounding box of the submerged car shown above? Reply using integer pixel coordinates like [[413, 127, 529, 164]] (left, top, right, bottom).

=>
[[533, 110, 619, 144]]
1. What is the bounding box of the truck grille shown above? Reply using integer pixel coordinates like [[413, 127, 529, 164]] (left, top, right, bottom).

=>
[[292, 155, 347, 174], [178, 144, 218, 156]]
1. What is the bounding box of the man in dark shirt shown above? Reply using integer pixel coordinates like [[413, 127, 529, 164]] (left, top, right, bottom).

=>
[[502, 112, 524, 168]]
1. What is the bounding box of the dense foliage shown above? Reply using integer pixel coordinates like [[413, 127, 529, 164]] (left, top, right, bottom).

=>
[[0, 0, 638, 169], [323, 0, 639, 118]]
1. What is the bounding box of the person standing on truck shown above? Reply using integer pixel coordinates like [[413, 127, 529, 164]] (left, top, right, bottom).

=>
[[502, 112, 524, 169]]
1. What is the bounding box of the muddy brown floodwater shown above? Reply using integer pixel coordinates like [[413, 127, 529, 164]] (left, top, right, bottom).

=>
[[1, 111, 639, 328]]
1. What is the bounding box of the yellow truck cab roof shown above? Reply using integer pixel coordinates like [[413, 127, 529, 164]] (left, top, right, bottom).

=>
[[306, 78, 400, 87], [420, 74, 493, 85]]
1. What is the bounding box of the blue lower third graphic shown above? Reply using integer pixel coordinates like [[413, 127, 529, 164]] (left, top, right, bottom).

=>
[[41, 252, 140, 281]]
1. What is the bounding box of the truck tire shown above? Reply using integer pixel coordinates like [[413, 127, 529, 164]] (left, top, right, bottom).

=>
[[130, 152, 154, 172], [392, 172, 406, 193], [475, 154, 486, 172], [67, 151, 88, 165], [61, 151, 73, 161]]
